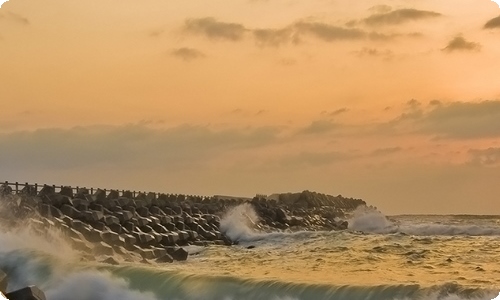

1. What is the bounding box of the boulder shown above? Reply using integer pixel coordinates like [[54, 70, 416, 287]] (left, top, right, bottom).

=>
[[0, 269, 7, 292], [61, 205, 81, 219], [100, 256, 120, 266], [93, 242, 115, 256], [93, 189, 107, 202], [171, 248, 188, 261], [156, 254, 174, 263], [106, 190, 120, 200], [59, 186, 73, 198], [103, 215, 120, 226], [6, 286, 46, 300]]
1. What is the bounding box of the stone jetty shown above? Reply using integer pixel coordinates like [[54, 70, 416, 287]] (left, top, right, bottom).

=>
[[0, 182, 366, 264]]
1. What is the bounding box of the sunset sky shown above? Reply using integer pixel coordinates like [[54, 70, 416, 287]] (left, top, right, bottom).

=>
[[1, 0, 500, 214]]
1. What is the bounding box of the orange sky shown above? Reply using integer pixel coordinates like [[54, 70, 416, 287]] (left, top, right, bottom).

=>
[[1, 0, 500, 214]]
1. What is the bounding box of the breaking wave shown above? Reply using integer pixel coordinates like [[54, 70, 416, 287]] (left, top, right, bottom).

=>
[[348, 207, 500, 236]]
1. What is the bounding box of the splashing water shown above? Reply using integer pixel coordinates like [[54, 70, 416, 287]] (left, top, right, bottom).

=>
[[348, 206, 397, 234], [219, 203, 261, 242]]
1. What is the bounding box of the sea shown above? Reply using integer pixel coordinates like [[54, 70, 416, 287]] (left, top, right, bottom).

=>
[[1, 204, 500, 300]]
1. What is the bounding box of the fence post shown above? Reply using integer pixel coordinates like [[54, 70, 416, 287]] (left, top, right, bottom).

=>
[[90, 188, 93, 194], [34, 183, 38, 194], [15, 182, 18, 193]]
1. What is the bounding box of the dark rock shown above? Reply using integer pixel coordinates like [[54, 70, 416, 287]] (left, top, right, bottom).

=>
[[93, 189, 107, 202], [93, 241, 115, 256], [38, 185, 55, 197], [107, 190, 120, 200], [61, 204, 81, 219], [171, 248, 189, 261], [0, 269, 7, 292], [156, 254, 174, 263], [100, 256, 120, 265], [136, 207, 150, 218], [6, 286, 46, 300]]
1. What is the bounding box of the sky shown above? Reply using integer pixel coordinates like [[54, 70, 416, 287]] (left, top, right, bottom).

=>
[[1, 0, 500, 214]]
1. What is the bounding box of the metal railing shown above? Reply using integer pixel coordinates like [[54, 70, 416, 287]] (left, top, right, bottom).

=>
[[0, 181, 207, 201]]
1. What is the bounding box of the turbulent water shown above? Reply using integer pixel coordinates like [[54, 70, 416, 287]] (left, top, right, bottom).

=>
[[1, 204, 500, 300]]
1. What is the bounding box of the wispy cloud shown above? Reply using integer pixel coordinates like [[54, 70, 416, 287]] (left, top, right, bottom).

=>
[[170, 47, 205, 61], [468, 147, 500, 166], [442, 36, 481, 52], [298, 120, 340, 135], [183, 17, 417, 46], [184, 17, 247, 41], [0, 124, 282, 170], [0, 12, 29, 25], [384, 100, 500, 139], [363, 9, 442, 26], [484, 15, 500, 29]]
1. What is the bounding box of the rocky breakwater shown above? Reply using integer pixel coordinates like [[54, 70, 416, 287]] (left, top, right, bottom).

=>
[[250, 190, 366, 231], [1, 184, 367, 264], [0, 184, 233, 266]]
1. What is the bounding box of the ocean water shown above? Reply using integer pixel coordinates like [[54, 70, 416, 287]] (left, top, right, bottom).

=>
[[1, 204, 500, 300]]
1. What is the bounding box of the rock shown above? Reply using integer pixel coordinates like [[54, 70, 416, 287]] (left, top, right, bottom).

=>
[[93, 189, 107, 202], [59, 186, 73, 198], [171, 248, 188, 261], [61, 204, 81, 219], [156, 254, 174, 263], [101, 231, 120, 244], [100, 256, 120, 266], [104, 215, 120, 226], [140, 249, 156, 260], [0, 269, 7, 292], [6, 286, 46, 300], [107, 190, 120, 200], [93, 242, 115, 256]]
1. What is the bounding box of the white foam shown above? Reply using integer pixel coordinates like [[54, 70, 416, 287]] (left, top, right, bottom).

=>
[[348, 206, 500, 236], [219, 203, 262, 242], [45, 271, 159, 300]]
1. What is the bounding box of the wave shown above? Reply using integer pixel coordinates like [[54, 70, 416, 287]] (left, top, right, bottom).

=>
[[1, 250, 497, 300], [219, 203, 321, 245], [348, 207, 500, 236]]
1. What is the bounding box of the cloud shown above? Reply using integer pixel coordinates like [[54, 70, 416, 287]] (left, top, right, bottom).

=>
[[330, 108, 348, 116], [253, 28, 296, 47], [442, 36, 481, 52], [170, 47, 205, 61], [484, 15, 500, 29], [363, 9, 442, 26], [0, 12, 29, 25], [0, 124, 281, 170], [280, 151, 355, 167], [294, 21, 366, 41], [183, 17, 413, 46], [298, 120, 339, 135], [184, 17, 246, 41], [468, 148, 500, 166], [352, 47, 394, 60], [370, 147, 403, 156], [386, 100, 500, 139], [368, 5, 393, 14]]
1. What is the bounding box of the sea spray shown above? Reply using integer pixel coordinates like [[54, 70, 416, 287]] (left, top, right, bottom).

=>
[[348, 206, 397, 234], [219, 203, 261, 242], [348, 207, 500, 236], [45, 271, 159, 300]]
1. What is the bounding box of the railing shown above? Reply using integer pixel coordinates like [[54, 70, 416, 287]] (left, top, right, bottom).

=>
[[0, 181, 207, 201]]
